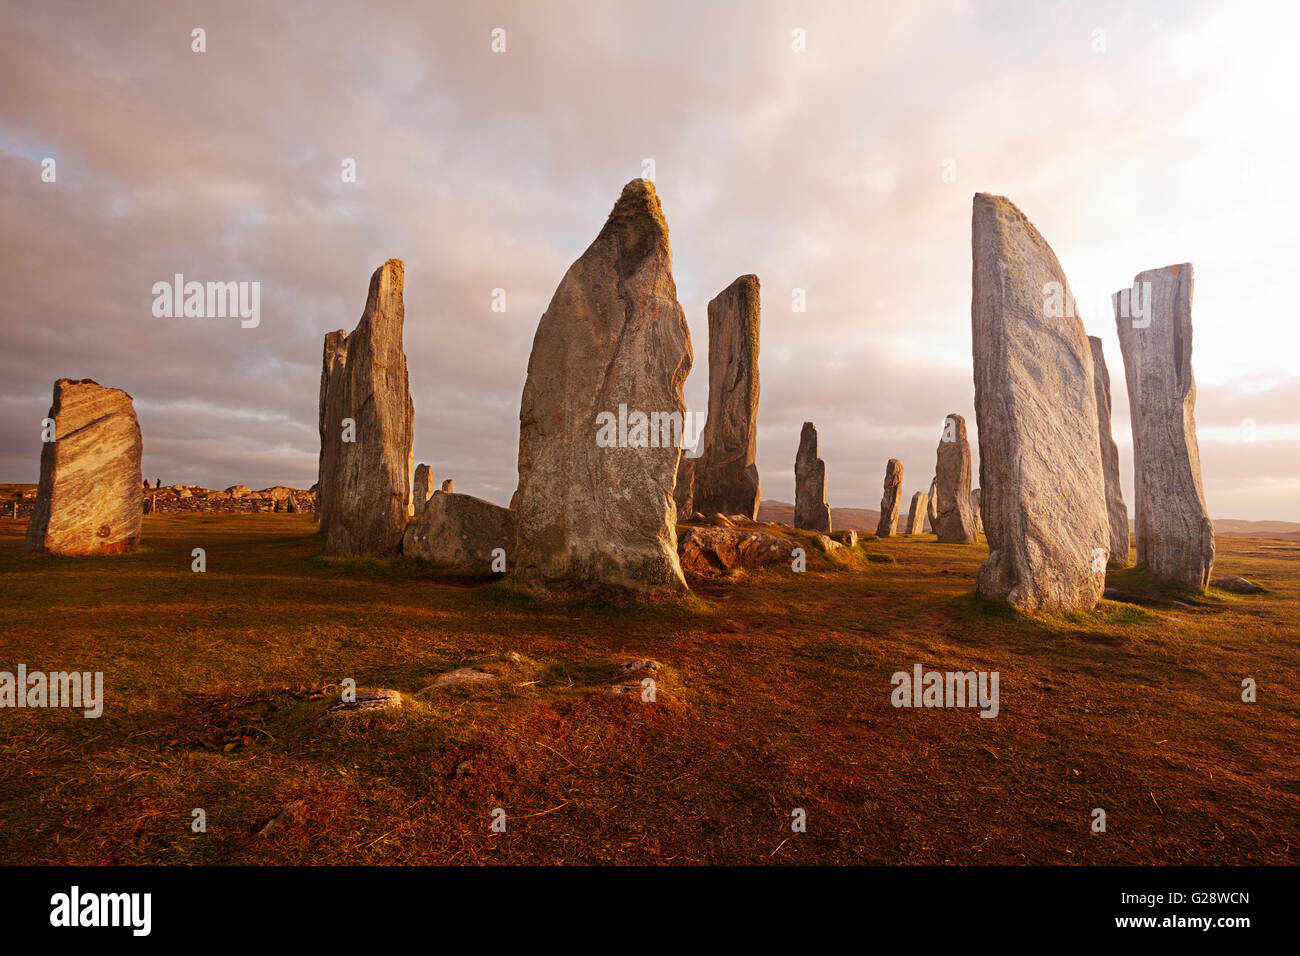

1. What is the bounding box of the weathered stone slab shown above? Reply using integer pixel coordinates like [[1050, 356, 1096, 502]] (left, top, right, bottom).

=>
[[970, 193, 1109, 610], [794, 422, 831, 532], [1088, 336, 1130, 564], [906, 491, 928, 535], [1113, 264, 1214, 589], [402, 491, 515, 566], [694, 275, 761, 519], [672, 453, 695, 519], [25, 379, 143, 556], [876, 458, 903, 537], [933, 414, 978, 544], [318, 260, 414, 556], [677, 525, 796, 575], [514, 180, 692, 593]]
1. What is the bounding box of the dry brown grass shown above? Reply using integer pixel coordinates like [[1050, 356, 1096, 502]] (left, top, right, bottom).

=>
[[0, 514, 1295, 864]]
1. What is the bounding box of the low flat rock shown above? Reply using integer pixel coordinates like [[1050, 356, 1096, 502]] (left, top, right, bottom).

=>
[[677, 525, 796, 575], [322, 688, 403, 718], [418, 668, 498, 694], [1210, 575, 1264, 594], [402, 491, 515, 565]]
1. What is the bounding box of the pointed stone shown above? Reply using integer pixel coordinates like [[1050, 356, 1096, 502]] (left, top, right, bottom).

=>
[[412, 463, 433, 516], [694, 275, 761, 519], [25, 378, 143, 555], [926, 476, 938, 531], [1088, 336, 1130, 564], [971, 193, 1109, 610], [673, 453, 695, 520], [906, 491, 928, 535], [794, 422, 831, 533], [317, 259, 414, 556], [876, 459, 903, 537], [316, 329, 348, 524], [514, 179, 692, 593], [1113, 264, 1213, 588], [933, 414, 978, 544]]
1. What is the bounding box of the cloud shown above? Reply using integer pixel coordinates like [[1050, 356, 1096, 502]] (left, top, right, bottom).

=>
[[0, 0, 1296, 518]]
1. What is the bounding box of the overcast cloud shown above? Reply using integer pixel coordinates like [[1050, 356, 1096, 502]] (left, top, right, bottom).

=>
[[2, 0, 1297, 519]]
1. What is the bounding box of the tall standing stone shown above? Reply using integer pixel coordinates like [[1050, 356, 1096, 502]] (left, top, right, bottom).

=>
[[933, 414, 978, 543], [412, 463, 433, 516], [925, 476, 938, 531], [876, 458, 903, 537], [317, 259, 414, 556], [694, 275, 761, 519], [1114, 264, 1213, 588], [971, 487, 983, 534], [25, 379, 143, 555], [316, 329, 348, 523], [971, 193, 1109, 610], [794, 422, 831, 533], [906, 491, 928, 535], [1088, 336, 1130, 564], [514, 179, 692, 593]]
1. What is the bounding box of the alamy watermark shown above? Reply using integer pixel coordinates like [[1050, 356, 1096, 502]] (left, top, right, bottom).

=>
[[1, 665, 103, 718], [151, 274, 260, 328], [890, 664, 999, 718], [595, 403, 704, 457]]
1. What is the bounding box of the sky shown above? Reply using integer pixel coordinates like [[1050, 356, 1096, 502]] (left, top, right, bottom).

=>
[[2, 0, 1298, 519]]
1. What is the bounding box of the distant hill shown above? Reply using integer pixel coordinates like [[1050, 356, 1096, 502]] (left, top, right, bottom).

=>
[[758, 499, 882, 532], [758, 500, 1300, 539]]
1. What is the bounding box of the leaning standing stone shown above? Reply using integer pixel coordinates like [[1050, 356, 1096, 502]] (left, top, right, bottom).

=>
[[876, 459, 903, 537], [412, 463, 433, 516], [906, 491, 928, 535], [26, 379, 143, 555], [1113, 264, 1214, 588]]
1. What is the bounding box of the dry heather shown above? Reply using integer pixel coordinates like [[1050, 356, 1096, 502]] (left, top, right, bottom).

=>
[[0, 514, 1295, 864]]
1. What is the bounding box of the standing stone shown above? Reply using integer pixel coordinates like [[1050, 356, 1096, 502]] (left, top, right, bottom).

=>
[[971, 193, 1109, 610], [514, 179, 692, 593], [25, 379, 143, 555], [971, 487, 983, 534], [694, 275, 761, 519], [794, 422, 831, 533], [673, 453, 696, 520], [440, 479, 453, 494], [925, 476, 938, 531], [906, 491, 928, 535], [412, 463, 433, 516], [1088, 336, 1130, 564], [933, 415, 978, 543], [317, 259, 414, 556], [876, 459, 903, 537], [316, 329, 348, 524], [1114, 264, 1213, 588]]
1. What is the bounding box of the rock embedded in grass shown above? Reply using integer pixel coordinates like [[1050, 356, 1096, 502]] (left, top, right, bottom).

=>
[[402, 491, 514, 566], [321, 688, 403, 717], [1210, 575, 1264, 594], [418, 668, 497, 695], [677, 526, 796, 575]]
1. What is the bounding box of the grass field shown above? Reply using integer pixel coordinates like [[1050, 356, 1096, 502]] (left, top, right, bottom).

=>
[[0, 513, 1296, 865]]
